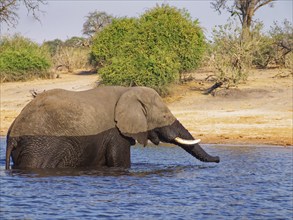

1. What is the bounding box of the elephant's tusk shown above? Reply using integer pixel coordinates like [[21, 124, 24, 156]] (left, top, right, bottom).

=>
[[174, 137, 201, 145]]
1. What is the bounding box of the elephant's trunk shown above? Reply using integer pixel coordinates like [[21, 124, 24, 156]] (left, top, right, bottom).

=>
[[172, 120, 220, 163], [179, 143, 220, 163]]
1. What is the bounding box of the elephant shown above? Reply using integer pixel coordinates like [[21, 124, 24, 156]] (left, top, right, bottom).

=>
[[6, 86, 219, 169]]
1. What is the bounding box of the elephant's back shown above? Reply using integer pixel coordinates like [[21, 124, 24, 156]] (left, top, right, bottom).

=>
[[9, 88, 122, 137]]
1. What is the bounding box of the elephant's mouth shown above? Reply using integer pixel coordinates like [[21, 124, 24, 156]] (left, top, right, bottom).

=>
[[147, 129, 201, 146], [147, 121, 202, 146]]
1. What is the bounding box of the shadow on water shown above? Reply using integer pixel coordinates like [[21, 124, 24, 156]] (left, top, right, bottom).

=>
[[5, 167, 129, 178], [4, 163, 217, 178]]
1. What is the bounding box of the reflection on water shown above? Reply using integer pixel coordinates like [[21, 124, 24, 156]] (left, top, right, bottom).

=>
[[4, 162, 218, 178], [0, 138, 292, 219]]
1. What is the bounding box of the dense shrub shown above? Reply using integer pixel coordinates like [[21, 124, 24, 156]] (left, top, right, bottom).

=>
[[139, 5, 205, 73], [209, 19, 270, 85], [252, 35, 274, 68], [208, 18, 293, 86], [43, 39, 63, 56], [91, 5, 205, 94], [44, 37, 92, 72], [268, 20, 293, 68], [251, 20, 293, 68], [43, 37, 92, 72], [52, 46, 91, 72], [91, 18, 137, 68], [99, 48, 180, 94], [0, 35, 51, 82], [210, 21, 251, 84]]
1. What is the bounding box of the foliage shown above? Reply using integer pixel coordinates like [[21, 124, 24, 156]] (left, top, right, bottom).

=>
[[91, 17, 137, 68], [210, 19, 263, 85], [83, 11, 113, 38], [0, 35, 51, 82], [209, 17, 292, 86], [64, 36, 86, 47], [211, 0, 275, 40], [91, 5, 205, 94], [251, 34, 273, 68], [0, 0, 46, 27], [92, 17, 180, 94], [99, 49, 180, 95], [251, 19, 293, 68], [52, 46, 91, 72], [43, 36, 92, 72], [269, 20, 293, 67], [43, 39, 63, 56], [139, 5, 205, 73]]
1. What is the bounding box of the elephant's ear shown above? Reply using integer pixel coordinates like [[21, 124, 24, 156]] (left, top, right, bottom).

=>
[[115, 90, 148, 146]]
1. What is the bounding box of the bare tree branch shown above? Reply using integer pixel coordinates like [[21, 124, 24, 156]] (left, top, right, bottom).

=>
[[0, 0, 46, 27], [211, 0, 275, 40], [255, 0, 275, 12], [211, 0, 228, 14]]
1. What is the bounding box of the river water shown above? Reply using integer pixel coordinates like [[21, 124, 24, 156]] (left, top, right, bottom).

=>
[[0, 138, 292, 219]]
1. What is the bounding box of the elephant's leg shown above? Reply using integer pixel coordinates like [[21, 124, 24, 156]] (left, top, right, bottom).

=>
[[105, 130, 132, 168], [11, 136, 82, 169], [11, 144, 38, 169], [10, 136, 51, 168]]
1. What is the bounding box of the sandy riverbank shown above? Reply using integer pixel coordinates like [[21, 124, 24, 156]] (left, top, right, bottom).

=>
[[1, 69, 292, 146]]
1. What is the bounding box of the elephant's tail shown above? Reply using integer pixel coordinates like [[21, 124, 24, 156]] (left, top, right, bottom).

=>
[[5, 137, 17, 170]]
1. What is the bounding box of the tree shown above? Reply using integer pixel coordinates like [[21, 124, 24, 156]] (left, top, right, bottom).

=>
[[0, 0, 46, 27], [211, 0, 275, 40], [82, 11, 113, 38], [91, 5, 205, 94]]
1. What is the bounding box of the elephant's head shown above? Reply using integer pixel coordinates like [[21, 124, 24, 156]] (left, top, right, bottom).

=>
[[115, 87, 220, 163]]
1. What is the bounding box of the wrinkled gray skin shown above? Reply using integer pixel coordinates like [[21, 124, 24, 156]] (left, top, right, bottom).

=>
[[6, 86, 219, 169]]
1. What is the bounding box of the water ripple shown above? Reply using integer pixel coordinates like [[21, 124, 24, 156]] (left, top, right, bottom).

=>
[[0, 139, 292, 219]]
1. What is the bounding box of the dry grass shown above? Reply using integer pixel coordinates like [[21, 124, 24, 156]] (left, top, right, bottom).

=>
[[52, 47, 91, 72], [1, 68, 292, 146]]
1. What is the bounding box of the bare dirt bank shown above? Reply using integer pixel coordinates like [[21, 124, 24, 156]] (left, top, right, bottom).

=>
[[1, 69, 292, 146]]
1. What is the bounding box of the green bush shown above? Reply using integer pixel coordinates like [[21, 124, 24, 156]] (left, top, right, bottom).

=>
[[0, 35, 51, 82], [91, 17, 137, 67], [139, 5, 205, 73], [252, 35, 274, 68], [91, 5, 205, 94], [99, 48, 180, 94], [268, 20, 293, 67]]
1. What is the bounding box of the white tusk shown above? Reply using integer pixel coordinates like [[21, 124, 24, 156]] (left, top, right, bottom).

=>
[[174, 137, 201, 145]]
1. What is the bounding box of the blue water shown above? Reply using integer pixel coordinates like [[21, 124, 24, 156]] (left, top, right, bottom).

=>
[[0, 137, 292, 219]]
